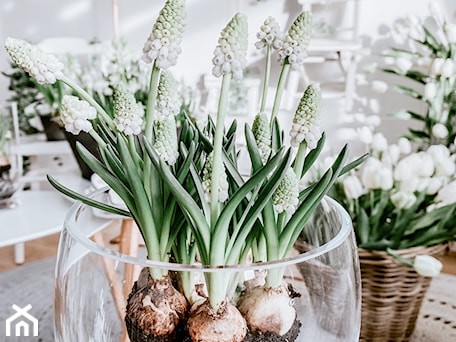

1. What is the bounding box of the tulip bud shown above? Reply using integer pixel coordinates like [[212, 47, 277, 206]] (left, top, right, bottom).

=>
[[390, 190, 416, 209], [440, 59, 455, 78], [413, 255, 442, 277], [424, 82, 437, 99], [342, 174, 364, 200], [432, 123, 449, 139]]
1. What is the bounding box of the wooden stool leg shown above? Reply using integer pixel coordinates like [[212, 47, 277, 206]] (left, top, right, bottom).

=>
[[118, 218, 141, 299]]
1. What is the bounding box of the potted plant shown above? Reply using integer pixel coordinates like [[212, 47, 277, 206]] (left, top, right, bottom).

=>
[[5, 1, 366, 341], [328, 125, 456, 340], [379, 2, 456, 150]]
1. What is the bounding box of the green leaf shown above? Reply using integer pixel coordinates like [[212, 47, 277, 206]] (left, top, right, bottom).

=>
[[300, 133, 326, 177], [357, 208, 370, 245], [47, 175, 131, 217]]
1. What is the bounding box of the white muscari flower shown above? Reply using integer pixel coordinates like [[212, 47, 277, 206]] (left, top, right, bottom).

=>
[[142, 0, 186, 69], [156, 71, 180, 119], [212, 12, 248, 80], [202, 152, 229, 203], [342, 174, 364, 200], [4, 37, 64, 84], [414, 255, 442, 277], [371, 80, 388, 93], [273, 168, 299, 214], [113, 85, 144, 136], [252, 112, 271, 164], [153, 115, 179, 165], [290, 83, 321, 149], [60, 95, 97, 135], [432, 123, 449, 139], [255, 16, 283, 50], [390, 190, 416, 209], [277, 11, 312, 70], [424, 82, 437, 99]]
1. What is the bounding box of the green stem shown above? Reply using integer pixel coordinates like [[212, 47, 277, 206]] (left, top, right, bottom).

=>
[[88, 129, 107, 148], [293, 141, 308, 178], [210, 74, 231, 231], [259, 45, 272, 113], [270, 62, 291, 126]]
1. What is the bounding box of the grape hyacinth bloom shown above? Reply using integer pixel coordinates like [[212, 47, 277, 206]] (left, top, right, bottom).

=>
[[212, 13, 248, 80], [153, 115, 179, 165], [273, 168, 299, 214], [277, 11, 312, 69], [4, 37, 64, 84], [290, 83, 322, 149], [255, 16, 283, 51], [113, 85, 144, 136], [142, 0, 186, 69], [202, 152, 229, 202], [252, 112, 272, 163], [156, 71, 180, 119], [60, 95, 97, 135]]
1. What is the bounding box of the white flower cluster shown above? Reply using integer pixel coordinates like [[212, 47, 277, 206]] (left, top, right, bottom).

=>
[[113, 86, 144, 136], [342, 128, 456, 211], [142, 0, 186, 69], [4, 37, 64, 84], [60, 95, 96, 135], [290, 83, 321, 149], [153, 115, 179, 165], [202, 152, 229, 203], [254, 16, 283, 51], [156, 71, 180, 119], [273, 168, 299, 214], [212, 13, 248, 80], [277, 11, 312, 70], [252, 112, 271, 164]]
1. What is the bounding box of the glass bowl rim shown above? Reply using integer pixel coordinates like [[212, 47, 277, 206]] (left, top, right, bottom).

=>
[[64, 192, 353, 273]]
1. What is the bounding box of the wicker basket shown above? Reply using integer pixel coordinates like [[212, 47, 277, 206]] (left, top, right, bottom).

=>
[[359, 244, 447, 342]]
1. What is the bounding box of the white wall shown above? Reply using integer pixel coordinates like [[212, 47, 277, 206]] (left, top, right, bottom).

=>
[[1, 0, 455, 139]]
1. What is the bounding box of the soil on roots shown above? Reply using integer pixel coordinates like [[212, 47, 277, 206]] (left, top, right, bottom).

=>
[[127, 317, 301, 342]]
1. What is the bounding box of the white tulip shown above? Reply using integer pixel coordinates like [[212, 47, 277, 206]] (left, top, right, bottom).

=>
[[365, 115, 381, 128], [424, 82, 437, 99], [416, 151, 435, 178], [394, 154, 420, 181], [416, 177, 430, 192], [382, 144, 401, 166], [445, 23, 456, 44], [398, 177, 419, 193], [391, 191, 416, 209], [362, 158, 393, 190], [398, 137, 412, 154], [371, 132, 388, 152], [396, 57, 413, 74], [343, 175, 364, 200], [435, 181, 456, 205], [414, 255, 442, 277], [371, 80, 388, 93], [426, 177, 444, 195], [432, 123, 449, 139], [435, 158, 456, 177], [440, 59, 455, 78], [431, 58, 445, 76], [357, 126, 373, 144], [427, 144, 450, 163]]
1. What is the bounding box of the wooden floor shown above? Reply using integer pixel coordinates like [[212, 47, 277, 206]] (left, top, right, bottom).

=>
[[1, 235, 456, 275]]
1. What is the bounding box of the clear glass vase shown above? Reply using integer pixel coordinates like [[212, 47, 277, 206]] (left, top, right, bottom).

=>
[[54, 194, 361, 342]]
